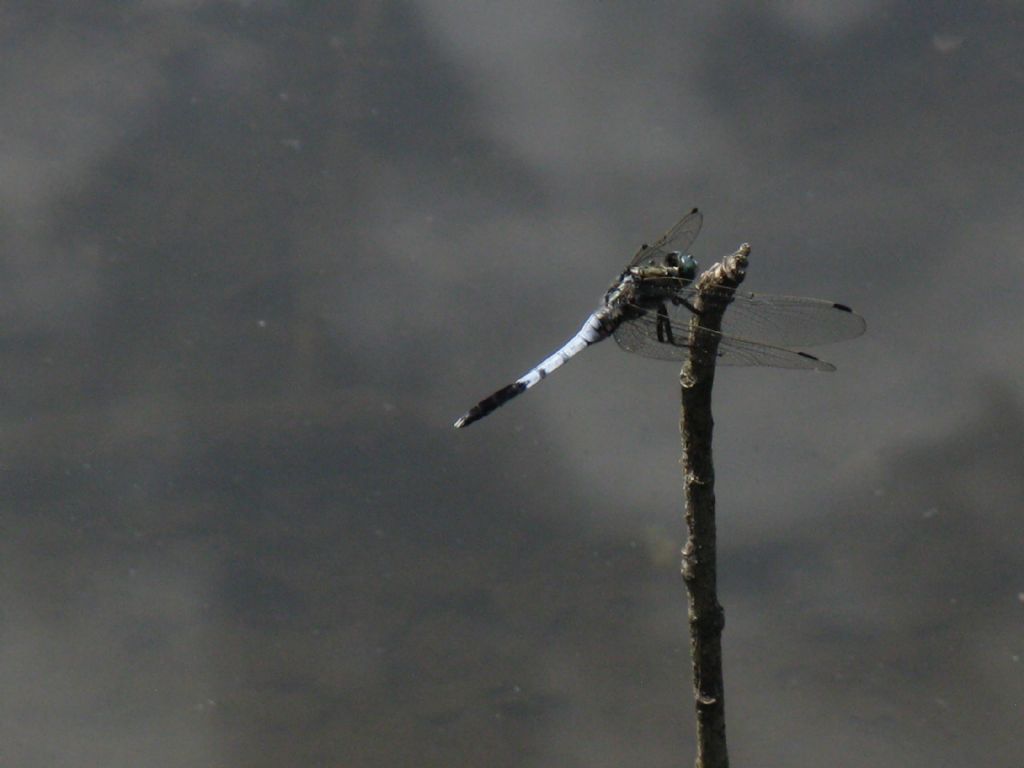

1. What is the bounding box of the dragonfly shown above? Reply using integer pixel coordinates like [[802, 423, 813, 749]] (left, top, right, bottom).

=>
[[454, 208, 865, 428]]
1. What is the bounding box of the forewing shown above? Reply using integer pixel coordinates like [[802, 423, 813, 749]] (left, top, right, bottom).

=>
[[628, 208, 703, 267], [664, 288, 866, 347]]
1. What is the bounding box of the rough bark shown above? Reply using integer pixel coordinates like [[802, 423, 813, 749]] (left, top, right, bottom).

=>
[[679, 243, 749, 768]]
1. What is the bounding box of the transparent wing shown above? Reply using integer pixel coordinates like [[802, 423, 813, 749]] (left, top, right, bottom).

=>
[[621, 288, 866, 348], [611, 314, 689, 360], [628, 208, 703, 267], [612, 312, 835, 370], [707, 290, 864, 347]]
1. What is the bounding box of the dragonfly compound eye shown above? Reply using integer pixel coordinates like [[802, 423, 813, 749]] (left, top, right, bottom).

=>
[[679, 254, 698, 281]]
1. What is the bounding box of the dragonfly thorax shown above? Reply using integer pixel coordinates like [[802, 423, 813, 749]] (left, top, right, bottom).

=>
[[617, 251, 699, 304], [627, 253, 698, 283]]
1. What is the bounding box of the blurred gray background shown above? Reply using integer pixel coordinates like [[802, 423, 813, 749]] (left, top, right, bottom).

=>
[[1, 2, 1022, 766]]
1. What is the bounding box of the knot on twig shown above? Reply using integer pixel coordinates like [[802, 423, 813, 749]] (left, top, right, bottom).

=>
[[686, 471, 709, 486], [686, 603, 726, 634], [681, 557, 695, 582], [693, 243, 749, 293]]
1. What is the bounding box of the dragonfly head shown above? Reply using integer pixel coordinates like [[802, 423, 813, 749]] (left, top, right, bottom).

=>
[[667, 252, 698, 284]]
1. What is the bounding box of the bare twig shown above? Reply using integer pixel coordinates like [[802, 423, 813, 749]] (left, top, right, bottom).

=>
[[679, 243, 750, 768]]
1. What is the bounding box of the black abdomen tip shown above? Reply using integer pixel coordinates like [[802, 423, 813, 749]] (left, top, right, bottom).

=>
[[454, 381, 528, 428]]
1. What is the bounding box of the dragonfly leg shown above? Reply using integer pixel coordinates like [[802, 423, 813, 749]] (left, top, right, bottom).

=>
[[656, 302, 678, 346], [671, 295, 702, 316]]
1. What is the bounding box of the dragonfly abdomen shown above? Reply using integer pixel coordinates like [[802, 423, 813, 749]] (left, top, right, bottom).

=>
[[453, 312, 610, 428]]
